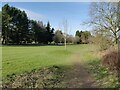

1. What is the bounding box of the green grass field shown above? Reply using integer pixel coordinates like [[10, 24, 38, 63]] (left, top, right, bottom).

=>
[[3, 44, 93, 77], [2, 44, 119, 87]]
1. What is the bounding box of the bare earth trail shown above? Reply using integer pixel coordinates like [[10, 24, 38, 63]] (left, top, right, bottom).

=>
[[63, 51, 99, 88]]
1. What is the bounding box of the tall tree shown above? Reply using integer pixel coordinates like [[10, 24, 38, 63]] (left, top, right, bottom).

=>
[[75, 30, 91, 44], [81, 31, 91, 44], [29, 20, 49, 44], [63, 20, 68, 50], [75, 30, 80, 37], [0, 11, 1, 30], [0, 11, 2, 44], [46, 21, 54, 44], [53, 30, 64, 44], [75, 30, 80, 44], [2, 4, 12, 44], [2, 4, 29, 44], [89, 2, 120, 45]]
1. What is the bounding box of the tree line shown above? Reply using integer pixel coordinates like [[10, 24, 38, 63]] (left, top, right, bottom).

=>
[[2, 4, 54, 45], [2, 4, 92, 45]]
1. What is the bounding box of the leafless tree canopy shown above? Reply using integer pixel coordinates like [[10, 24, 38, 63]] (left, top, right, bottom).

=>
[[89, 2, 120, 44]]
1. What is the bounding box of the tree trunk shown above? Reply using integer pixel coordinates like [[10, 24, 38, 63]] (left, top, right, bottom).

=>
[[114, 33, 118, 44], [114, 33, 118, 49], [2, 37, 5, 45], [5, 35, 8, 45]]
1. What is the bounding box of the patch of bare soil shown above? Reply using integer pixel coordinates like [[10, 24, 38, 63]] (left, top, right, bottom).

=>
[[63, 52, 100, 88], [64, 63, 100, 88]]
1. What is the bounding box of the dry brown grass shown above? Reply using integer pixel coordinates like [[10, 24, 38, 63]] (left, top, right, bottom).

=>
[[102, 50, 120, 82]]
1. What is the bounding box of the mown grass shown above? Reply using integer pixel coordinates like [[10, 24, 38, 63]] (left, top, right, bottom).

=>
[[2, 44, 87, 77], [2, 44, 119, 88]]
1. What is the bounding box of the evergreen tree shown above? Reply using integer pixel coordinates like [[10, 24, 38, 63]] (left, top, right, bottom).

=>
[[2, 4, 12, 44], [2, 4, 29, 44]]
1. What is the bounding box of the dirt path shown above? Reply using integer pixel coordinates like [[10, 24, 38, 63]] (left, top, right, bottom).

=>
[[63, 52, 99, 88]]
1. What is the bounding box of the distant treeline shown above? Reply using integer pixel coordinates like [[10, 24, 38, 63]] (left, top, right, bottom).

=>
[[1, 4, 91, 45]]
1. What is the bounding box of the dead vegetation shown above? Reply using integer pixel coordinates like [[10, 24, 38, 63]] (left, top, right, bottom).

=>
[[102, 50, 120, 82], [2, 65, 65, 88]]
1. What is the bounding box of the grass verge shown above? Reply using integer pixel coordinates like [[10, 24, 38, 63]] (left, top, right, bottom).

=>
[[88, 55, 120, 88]]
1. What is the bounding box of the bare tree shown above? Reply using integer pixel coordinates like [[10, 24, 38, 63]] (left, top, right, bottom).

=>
[[89, 2, 120, 46], [63, 19, 68, 50]]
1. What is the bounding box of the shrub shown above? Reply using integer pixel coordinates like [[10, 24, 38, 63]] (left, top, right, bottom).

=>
[[91, 35, 113, 51], [91, 29, 113, 51], [102, 50, 120, 82]]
